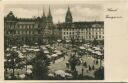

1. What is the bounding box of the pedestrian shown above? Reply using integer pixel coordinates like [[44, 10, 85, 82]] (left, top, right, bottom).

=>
[[89, 65, 92, 71], [83, 61, 87, 68], [92, 65, 95, 70], [63, 55, 65, 60], [96, 59, 98, 65], [82, 67, 84, 77], [81, 58, 83, 64], [66, 62, 69, 69]]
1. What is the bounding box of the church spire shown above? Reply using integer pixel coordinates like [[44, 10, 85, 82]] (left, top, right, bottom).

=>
[[48, 5, 52, 18], [47, 5, 53, 24], [43, 8, 46, 17], [68, 5, 70, 12], [41, 7, 46, 23], [65, 5, 73, 23]]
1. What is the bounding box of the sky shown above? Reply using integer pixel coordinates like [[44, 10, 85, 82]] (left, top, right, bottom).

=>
[[4, 4, 103, 23]]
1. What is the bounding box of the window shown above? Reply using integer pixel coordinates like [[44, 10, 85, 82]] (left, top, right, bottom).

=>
[[20, 31, 22, 34], [88, 36, 90, 39], [99, 35, 101, 38], [27, 25, 29, 29], [81, 36, 83, 39], [21, 25, 23, 29], [18, 31, 19, 34], [27, 31, 29, 34]]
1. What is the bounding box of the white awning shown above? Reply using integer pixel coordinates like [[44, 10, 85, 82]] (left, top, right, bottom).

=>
[[56, 52, 62, 55], [55, 70, 65, 77], [12, 46, 17, 49], [46, 45, 50, 47], [44, 50, 49, 54], [54, 50, 61, 53], [33, 49, 40, 52], [19, 74, 25, 79], [55, 70, 72, 77], [48, 73, 54, 77], [93, 47, 101, 51], [27, 65, 33, 69], [87, 48, 93, 52], [18, 52, 24, 58], [95, 51, 103, 55], [41, 46, 47, 50], [23, 44, 29, 48], [6, 48, 10, 51], [26, 69, 32, 74], [79, 46, 86, 50], [57, 39, 62, 42], [51, 54, 58, 57], [66, 40, 70, 42]]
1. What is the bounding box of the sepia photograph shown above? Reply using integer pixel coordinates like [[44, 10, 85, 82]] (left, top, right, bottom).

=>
[[4, 3, 104, 80]]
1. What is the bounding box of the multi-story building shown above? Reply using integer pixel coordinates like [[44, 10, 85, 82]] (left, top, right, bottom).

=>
[[4, 7, 53, 47], [56, 6, 104, 42], [4, 6, 104, 47]]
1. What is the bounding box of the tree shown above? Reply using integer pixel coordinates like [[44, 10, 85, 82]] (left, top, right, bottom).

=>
[[68, 55, 79, 71], [4, 50, 24, 80], [31, 50, 50, 80]]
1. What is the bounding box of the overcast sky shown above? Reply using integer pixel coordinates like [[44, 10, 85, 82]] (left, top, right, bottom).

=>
[[4, 4, 103, 23]]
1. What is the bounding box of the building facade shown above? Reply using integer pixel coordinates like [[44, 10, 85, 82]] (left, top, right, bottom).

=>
[[4, 7, 53, 47], [4, 6, 104, 47], [57, 6, 104, 42]]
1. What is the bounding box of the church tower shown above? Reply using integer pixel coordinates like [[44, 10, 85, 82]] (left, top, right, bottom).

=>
[[42, 8, 46, 23], [47, 6, 53, 24], [65, 6, 73, 23]]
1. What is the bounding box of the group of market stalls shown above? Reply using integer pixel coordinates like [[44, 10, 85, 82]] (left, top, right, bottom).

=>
[[79, 44, 104, 60], [5, 44, 64, 60], [6, 43, 104, 61], [40, 45, 64, 60]]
